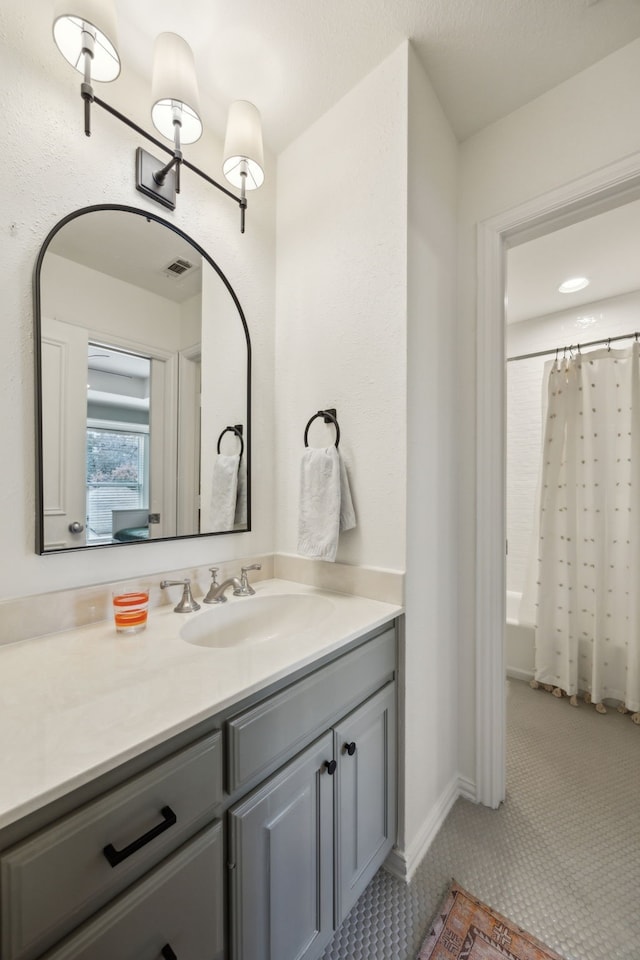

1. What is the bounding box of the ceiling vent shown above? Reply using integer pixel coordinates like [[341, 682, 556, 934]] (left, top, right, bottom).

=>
[[163, 257, 194, 278]]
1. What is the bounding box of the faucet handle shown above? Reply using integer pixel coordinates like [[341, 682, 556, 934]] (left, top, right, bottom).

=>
[[235, 563, 262, 596], [204, 568, 224, 605], [160, 578, 201, 613]]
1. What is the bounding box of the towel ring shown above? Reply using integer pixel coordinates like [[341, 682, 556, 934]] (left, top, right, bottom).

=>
[[304, 410, 340, 448], [217, 425, 244, 460]]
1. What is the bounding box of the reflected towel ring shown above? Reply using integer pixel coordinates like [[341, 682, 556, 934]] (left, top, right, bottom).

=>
[[304, 409, 340, 448], [217, 425, 244, 460]]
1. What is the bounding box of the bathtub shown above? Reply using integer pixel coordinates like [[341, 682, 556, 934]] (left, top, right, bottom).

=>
[[505, 590, 535, 681]]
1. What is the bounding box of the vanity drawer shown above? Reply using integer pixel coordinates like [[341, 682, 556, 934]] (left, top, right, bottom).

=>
[[226, 626, 395, 793], [40, 823, 224, 960], [1, 732, 222, 960]]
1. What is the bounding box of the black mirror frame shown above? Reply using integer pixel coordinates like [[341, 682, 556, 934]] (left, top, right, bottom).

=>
[[33, 203, 251, 554]]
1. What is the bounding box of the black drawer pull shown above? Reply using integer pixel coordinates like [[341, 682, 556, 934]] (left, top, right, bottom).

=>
[[324, 759, 337, 775], [103, 806, 177, 867], [161, 946, 177, 960], [344, 741, 356, 756]]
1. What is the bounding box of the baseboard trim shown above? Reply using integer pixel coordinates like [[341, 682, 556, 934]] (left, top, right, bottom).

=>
[[457, 775, 476, 802], [385, 773, 474, 883], [506, 666, 534, 682]]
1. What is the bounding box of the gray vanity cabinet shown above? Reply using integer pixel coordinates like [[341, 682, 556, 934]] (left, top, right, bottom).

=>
[[0, 619, 398, 960], [228, 734, 335, 960], [1, 733, 224, 960], [334, 683, 396, 925], [40, 824, 224, 960], [228, 680, 397, 960]]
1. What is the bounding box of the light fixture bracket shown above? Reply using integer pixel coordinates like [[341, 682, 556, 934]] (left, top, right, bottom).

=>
[[135, 147, 177, 210]]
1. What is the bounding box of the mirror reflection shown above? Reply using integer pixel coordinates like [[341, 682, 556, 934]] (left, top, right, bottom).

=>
[[35, 205, 251, 553]]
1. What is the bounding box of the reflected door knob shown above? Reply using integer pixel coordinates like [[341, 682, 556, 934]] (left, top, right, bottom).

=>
[[68, 521, 84, 534]]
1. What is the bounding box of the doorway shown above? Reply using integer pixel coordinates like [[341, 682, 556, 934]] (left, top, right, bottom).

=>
[[475, 153, 640, 808], [504, 201, 640, 725]]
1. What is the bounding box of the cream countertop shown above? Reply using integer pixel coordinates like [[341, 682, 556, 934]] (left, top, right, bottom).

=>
[[0, 579, 401, 831]]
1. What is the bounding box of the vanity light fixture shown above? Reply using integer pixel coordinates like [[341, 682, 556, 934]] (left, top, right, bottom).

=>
[[558, 276, 590, 293], [52, 0, 264, 232]]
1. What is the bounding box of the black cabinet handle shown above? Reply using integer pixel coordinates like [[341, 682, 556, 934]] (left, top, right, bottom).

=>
[[103, 806, 177, 867], [324, 759, 337, 775], [161, 946, 177, 960], [344, 741, 356, 756]]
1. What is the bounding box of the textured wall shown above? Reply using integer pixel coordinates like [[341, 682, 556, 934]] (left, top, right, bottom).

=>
[[0, 4, 276, 600], [274, 46, 408, 571], [404, 44, 459, 859]]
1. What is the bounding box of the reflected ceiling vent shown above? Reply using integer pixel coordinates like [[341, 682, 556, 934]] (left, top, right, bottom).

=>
[[163, 257, 194, 279]]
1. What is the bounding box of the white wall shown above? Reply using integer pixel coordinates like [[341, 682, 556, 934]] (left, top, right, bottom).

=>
[[507, 289, 640, 597], [276, 41, 459, 871], [458, 37, 640, 784], [274, 46, 408, 572], [43, 254, 182, 347], [403, 46, 459, 863], [0, 3, 276, 600]]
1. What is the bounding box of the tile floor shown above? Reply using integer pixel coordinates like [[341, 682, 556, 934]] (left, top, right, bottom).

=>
[[322, 678, 640, 960]]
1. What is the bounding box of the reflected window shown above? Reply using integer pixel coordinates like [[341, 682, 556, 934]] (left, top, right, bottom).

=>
[[86, 427, 148, 543], [85, 344, 151, 544]]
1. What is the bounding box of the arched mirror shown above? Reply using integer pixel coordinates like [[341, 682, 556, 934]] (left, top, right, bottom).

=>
[[34, 204, 251, 553]]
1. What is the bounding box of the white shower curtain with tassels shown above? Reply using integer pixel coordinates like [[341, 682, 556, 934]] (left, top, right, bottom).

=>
[[526, 343, 640, 713]]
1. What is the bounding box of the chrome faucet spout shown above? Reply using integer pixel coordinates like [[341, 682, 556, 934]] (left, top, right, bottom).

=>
[[203, 577, 243, 604]]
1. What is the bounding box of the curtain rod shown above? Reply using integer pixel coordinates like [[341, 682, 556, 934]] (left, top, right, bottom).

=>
[[507, 330, 640, 363]]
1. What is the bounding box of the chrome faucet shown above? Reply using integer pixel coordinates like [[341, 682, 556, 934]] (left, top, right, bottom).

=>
[[160, 578, 201, 613], [203, 575, 242, 604], [203, 563, 262, 604], [203, 567, 238, 604]]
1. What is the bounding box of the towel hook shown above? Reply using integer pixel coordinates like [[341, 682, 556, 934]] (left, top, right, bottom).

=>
[[217, 424, 244, 460], [304, 409, 340, 448]]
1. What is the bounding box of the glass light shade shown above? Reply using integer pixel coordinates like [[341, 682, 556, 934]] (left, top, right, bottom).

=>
[[52, 0, 120, 82], [151, 33, 203, 145], [223, 101, 264, 190]]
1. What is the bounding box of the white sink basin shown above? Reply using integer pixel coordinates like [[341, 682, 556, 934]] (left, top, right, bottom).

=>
[[181, 593, 335, 649]]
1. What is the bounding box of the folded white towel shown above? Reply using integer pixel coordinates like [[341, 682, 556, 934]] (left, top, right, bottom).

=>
[[210, 453, 239, 533], [297, 446, 356, 562]]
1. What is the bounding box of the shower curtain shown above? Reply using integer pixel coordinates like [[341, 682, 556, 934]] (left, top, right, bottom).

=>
[[525, 343, 640, 715]]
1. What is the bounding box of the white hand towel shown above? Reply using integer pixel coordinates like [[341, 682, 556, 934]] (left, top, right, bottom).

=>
[[297, 446, 356, 562], [338, 453, 356, 532], [210, 453, 239, 532], [234, 456, 247, 528]]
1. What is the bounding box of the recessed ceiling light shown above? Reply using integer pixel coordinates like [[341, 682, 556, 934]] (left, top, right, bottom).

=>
[[558, 276, 590, 294]]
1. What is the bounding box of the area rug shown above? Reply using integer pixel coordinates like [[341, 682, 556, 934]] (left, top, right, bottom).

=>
[[417, 882, 566, 959]]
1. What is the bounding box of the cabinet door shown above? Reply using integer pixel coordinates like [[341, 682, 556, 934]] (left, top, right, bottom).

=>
[[334, 682, 396, 923], [229, 733, 334, 960]]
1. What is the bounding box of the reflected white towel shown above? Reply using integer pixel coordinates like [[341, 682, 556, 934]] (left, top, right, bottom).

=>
[[297, 446, 356, 562], [210, 454, 239, 533], [234, 456, 247, 528]]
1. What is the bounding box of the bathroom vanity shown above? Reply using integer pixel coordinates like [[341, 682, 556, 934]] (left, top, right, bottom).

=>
[[0, 581, 400, 960]]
